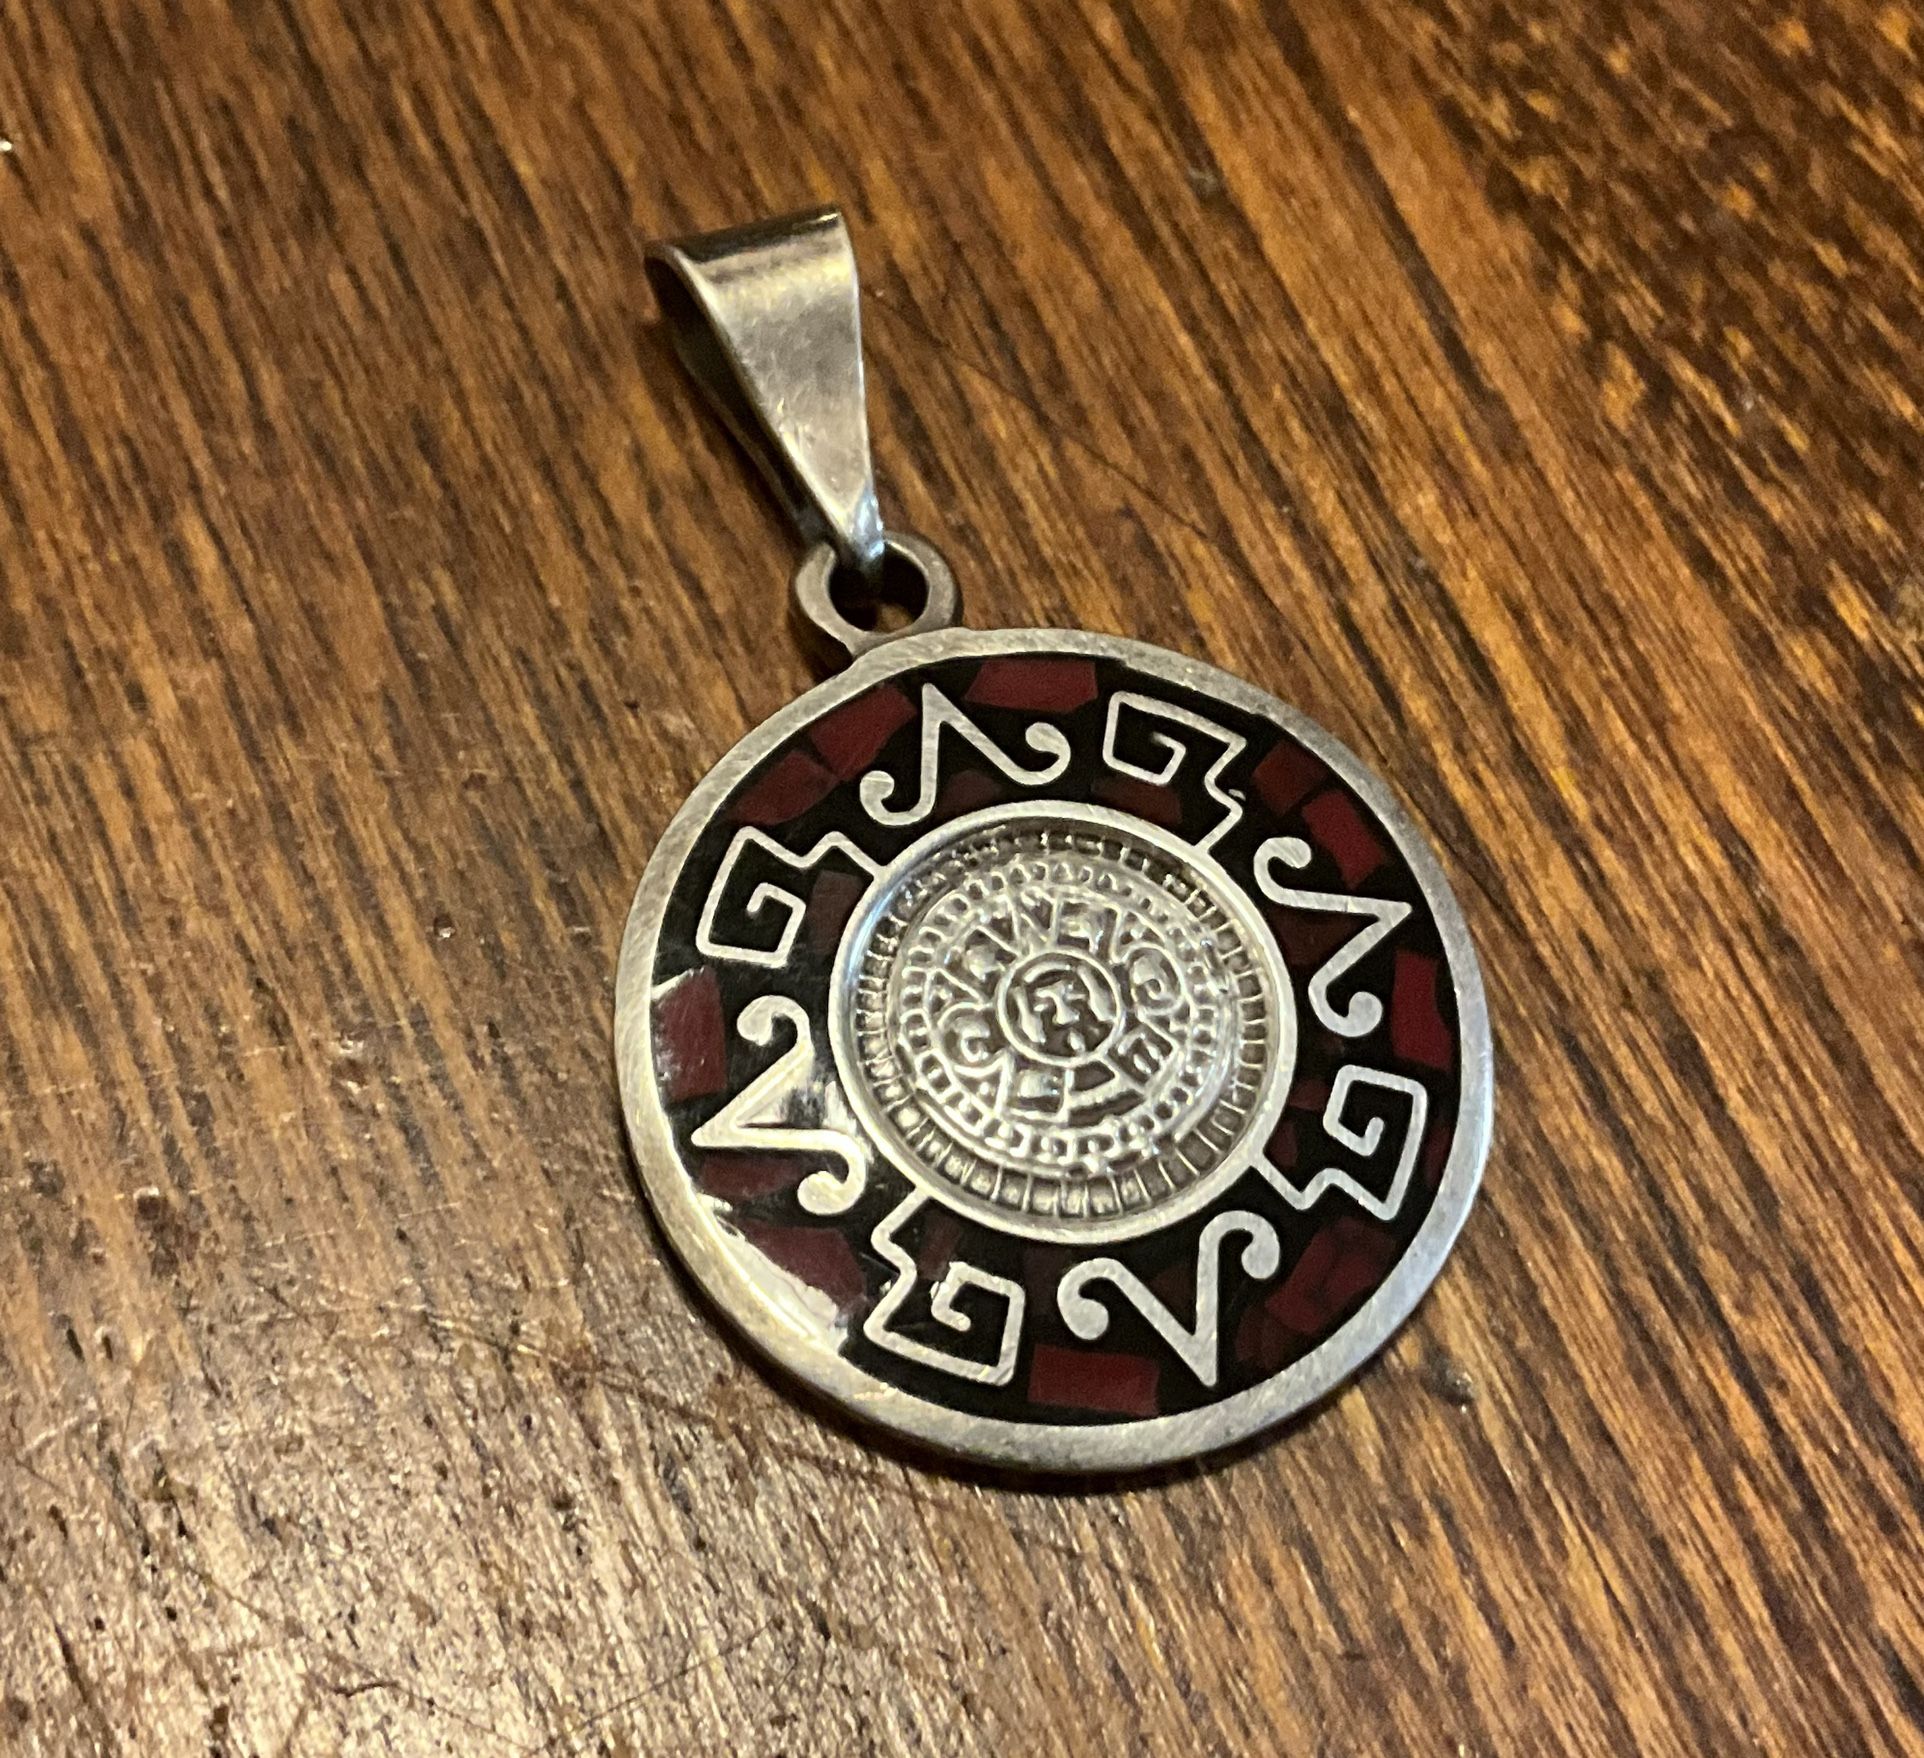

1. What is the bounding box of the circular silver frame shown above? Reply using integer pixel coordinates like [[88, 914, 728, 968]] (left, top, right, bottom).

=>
[[613, 628, 1493, 1473], [826, 799, 1299, 1246]]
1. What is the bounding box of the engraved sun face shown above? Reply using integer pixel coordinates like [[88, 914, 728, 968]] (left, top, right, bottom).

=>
[[830, 803, 1295, 1240], [996, 950, 1124, 1064]]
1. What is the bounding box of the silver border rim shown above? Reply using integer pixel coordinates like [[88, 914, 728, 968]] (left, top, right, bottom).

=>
[[613, 628, 1493, 1473]]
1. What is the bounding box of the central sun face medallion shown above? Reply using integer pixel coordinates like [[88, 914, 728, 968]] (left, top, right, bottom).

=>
[[832, 805, 1294, 1241]]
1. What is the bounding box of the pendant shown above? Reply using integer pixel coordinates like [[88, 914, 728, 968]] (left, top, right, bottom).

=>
[[615, 208, 1491, 1472]]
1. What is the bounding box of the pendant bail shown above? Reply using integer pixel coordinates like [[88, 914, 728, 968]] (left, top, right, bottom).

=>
[[646, 206, 885, 575]]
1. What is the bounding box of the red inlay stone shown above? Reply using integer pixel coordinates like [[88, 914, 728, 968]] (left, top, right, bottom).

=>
[[1234, 1299, 1299, 1375], [1148, 1255, 1198, 1309], [1390, 950, 1454, 1069], [1265, 909, 1354, 973], [699, 1152, 806, 1202], [738, 1223, 866, 1314], [965, 656, 1099, 712], [805, 868, 867, 954], [1284, 1076, 1332, 1116], [730, 748, 839, 826], [808, 685, 916, 778], [1091, 774, 1183, 827], [1027, 1343, 1161, 1417], [1421, 1121, 1453, 1191], [1262, 1218, 1397, 1335], [1301, 788, 1386, 886], [934, 768, 1004, 820], [653, 967, 726, 1103], [1264, 1117, 1300, 1172], [1251, 740, 1329, 816]]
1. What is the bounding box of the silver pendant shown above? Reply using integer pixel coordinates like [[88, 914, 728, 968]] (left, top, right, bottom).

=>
[[614, 208, 1491, 1472]]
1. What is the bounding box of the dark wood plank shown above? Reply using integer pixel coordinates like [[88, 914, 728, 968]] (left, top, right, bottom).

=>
[[1, 0, 1920, 1751]]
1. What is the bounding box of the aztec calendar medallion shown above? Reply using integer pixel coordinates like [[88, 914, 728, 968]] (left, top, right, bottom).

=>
[[615, 629, 1491, 1471], [833, 805, 1289, 1239]]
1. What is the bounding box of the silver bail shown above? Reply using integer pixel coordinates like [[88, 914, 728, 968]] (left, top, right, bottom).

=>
[[646, 206, 885, 575]]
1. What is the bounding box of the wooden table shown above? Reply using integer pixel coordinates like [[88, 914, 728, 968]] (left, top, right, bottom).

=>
[[2, 1, 1921, 1752]]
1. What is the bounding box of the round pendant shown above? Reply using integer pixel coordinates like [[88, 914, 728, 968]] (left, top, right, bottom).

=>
[[614, 628, 1490, 1471]]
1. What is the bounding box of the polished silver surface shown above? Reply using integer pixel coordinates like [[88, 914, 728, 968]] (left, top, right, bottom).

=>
[[829, 802, 1293, 1243], [646, 206, 886, 574]]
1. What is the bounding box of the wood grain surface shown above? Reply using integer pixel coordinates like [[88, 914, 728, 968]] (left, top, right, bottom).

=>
[[2, 0, 1921, 1751]]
